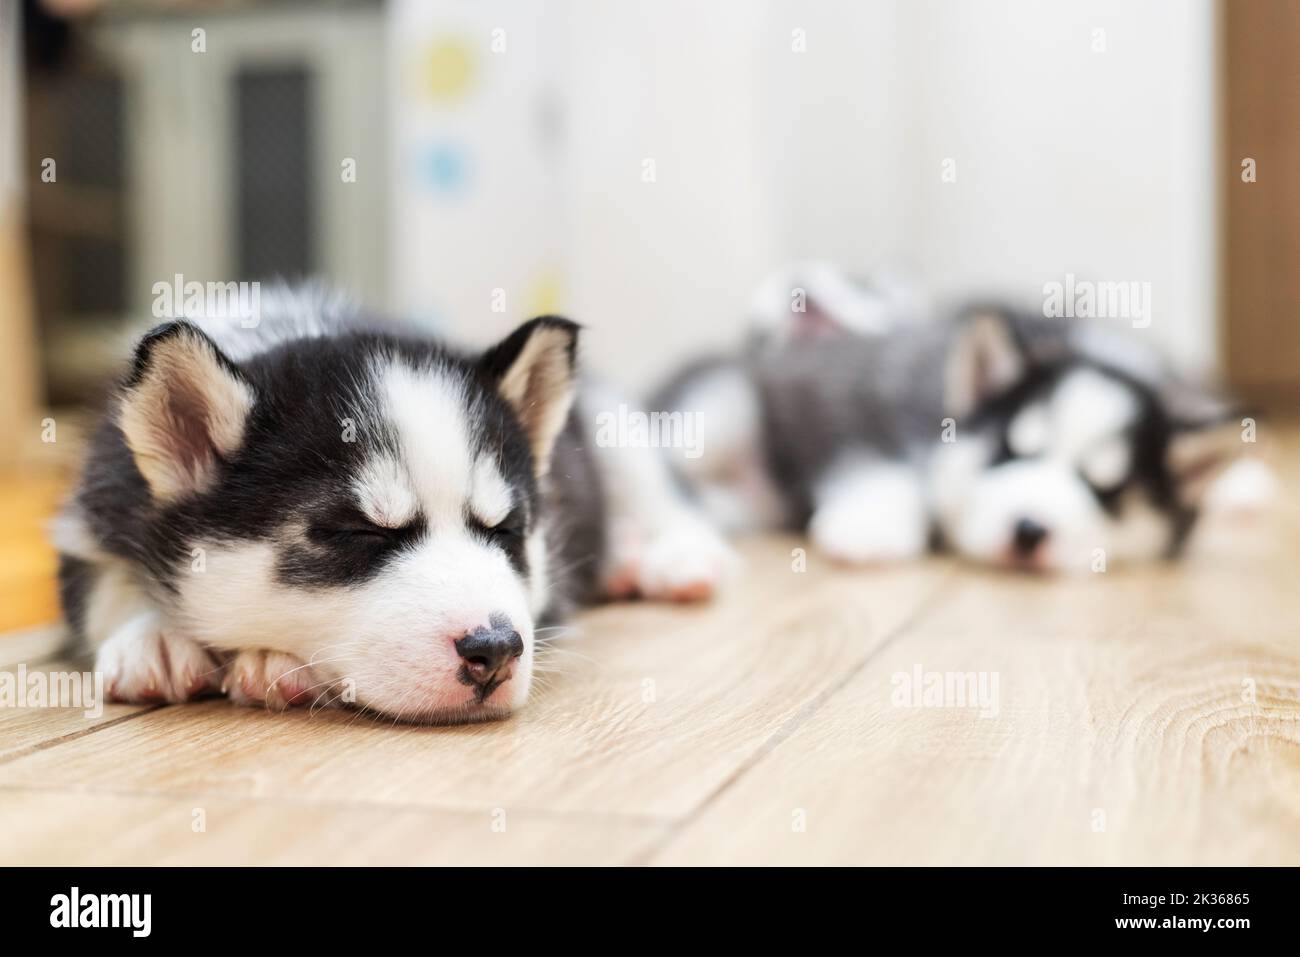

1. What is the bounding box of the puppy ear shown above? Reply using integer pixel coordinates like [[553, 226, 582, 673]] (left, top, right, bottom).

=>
[[945, 308, 1028, 417], [1166, 409, 1251, 509], [751, 263, 896, 343], [118, 321, 255, 502], [480, 316, 580, 475]]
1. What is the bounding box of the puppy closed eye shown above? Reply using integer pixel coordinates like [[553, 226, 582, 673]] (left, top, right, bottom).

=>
[[473, 507, 526, 546], [309, 509, 420, 546]]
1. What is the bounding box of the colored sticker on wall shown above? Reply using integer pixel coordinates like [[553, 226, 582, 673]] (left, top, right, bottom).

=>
[[527, 267, 564, 316], [418, 142, 471, 196], [419, 37, 476, 102]]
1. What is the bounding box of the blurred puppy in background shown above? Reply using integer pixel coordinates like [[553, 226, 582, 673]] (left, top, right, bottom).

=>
[[656, 265, 1264, 572]]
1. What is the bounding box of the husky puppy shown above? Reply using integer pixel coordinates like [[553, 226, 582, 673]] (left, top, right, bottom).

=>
[[656, 272, 1248, 572], [55, 287, 731, 722]]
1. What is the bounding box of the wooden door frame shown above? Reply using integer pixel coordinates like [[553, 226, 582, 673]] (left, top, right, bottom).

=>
[[1222, 0, 1300, 412]]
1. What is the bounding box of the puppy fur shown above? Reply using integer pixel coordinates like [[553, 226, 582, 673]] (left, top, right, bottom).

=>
[[55, 285, 732, 722]]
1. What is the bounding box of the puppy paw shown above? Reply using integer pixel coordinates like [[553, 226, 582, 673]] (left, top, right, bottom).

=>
[[808, 462, 929, 565], [222, 650, 316, 710], [808, 499, 927, 564], [97, 614, 220, 703], [607, 517, 737, 602]]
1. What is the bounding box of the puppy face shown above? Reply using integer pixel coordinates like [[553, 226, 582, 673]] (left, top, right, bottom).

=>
[[932, 311, 1242, 572], [116, 317, 578, 722]]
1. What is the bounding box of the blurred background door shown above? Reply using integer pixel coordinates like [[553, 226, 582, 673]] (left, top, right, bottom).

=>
[[1225, 0, 1300, 408], [22, 0, 388, 409]]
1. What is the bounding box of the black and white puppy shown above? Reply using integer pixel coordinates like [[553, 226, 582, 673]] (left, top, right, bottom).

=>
[[55, 287, 731, 722], [657, 271, 1250, 572]]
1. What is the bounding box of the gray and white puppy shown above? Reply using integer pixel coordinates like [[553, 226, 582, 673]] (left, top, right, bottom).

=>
[[55, 286, 731, 723], [656, 270, 1247, 572]]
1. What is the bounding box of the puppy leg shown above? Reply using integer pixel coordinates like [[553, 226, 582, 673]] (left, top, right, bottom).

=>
[[74, 556, 313, 708], [585, 390, 737, 602], [223, 649, 317, 710], [607, 510, 737, 602], [80, 560, 221, 702], [652, 361, 786, 533], [808, 459, 928, 563]]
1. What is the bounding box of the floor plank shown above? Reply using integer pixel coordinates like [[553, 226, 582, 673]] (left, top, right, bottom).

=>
[[0, 788, 663, 866], [651, 558, 1300, 865], [0, 707, 151, 763], [0, 660, 150, 761]]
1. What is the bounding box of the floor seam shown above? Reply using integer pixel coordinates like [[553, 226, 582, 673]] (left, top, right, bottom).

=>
[[0, 707, 161, 767]]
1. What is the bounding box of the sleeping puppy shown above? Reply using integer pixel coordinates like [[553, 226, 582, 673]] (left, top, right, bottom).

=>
[[656, 273, 1251, 572], [54, 286, 732, 722]]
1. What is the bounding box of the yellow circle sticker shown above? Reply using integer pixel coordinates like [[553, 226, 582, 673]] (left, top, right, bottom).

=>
[[419, 38, 476, 102]]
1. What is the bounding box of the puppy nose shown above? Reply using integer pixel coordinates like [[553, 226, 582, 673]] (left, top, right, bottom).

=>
[[1012, 517, 1048, 557], [454, 614, 524, 687]]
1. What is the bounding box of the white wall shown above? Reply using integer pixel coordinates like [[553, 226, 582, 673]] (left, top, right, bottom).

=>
[[558, 1, 779, 385], [389, 0, 566, 342], [889, 0, 1219, 376], [393, 0, 1220, 387]]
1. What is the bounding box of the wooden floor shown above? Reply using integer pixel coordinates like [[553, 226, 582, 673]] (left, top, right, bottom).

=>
[[1, 444, 1298, 865]]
